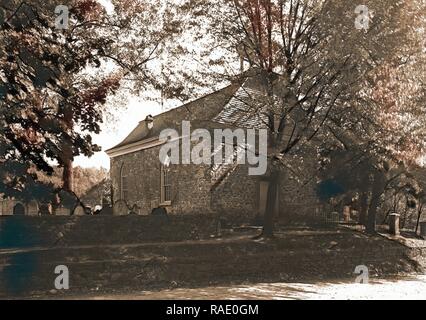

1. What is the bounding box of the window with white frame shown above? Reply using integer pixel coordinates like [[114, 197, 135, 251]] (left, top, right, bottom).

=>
[[120, 164, 129, 201], [161, 164, 172, 205]]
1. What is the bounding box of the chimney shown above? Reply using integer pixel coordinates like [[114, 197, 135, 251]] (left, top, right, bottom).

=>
[[145, 115, 154, 130]]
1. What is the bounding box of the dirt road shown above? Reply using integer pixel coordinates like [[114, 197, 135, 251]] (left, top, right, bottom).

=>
[[74, 275, 426, 300]]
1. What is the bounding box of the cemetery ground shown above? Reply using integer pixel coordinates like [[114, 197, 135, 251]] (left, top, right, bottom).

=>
[[0, 215, 425, 299]]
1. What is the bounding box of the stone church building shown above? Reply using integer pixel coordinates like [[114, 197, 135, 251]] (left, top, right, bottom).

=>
[[106, 73, 322, 224]]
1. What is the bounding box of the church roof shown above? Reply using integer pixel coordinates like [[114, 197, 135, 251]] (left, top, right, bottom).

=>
[[106, 69, 272, 154]]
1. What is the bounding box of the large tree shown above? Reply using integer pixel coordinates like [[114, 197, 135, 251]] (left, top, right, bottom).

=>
[[0, 0, 184, 202], [325, 0, 426, 232], [0, 0, 119, 199], [181, 0, 420, 237]]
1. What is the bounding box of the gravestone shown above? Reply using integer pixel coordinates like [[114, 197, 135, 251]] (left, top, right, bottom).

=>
[[351, 210, 359, 221], [216, 220, 222, 238], [343, 206, 351, 223], [389, 213, 400, 236], [151, 207, 168, 216], [27, 201, 39, 216], [40, 203, 53, 215], [13, 203, 26, 215], [55, 207, 71, 216], [0, 200, 14, 216], [151, 207, 169, 223], [93, 205, 103, 215], [73, 205, 86, 216], [129, 204, 140, 215], [113, 200, 129, 216]]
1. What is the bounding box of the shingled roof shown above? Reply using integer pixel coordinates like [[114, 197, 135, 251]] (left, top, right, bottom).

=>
[[106, 84, 239, 152], [106, 69, 273, 153], [213, 81, 269, 129]]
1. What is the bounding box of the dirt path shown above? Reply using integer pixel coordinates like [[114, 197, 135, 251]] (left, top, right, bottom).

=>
[[68, 275, 426, 300]]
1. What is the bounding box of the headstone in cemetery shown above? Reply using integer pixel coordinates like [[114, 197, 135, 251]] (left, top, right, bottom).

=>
[[94, 205, 103, 215], [343, 206, 351, 223], [389, 213, 400, 236], [151, 207, 169, 223], [113, 200, 129, 216], [129, 204, 140, 215], [351, 210, 359, 221], [151, 207, 168, 216], [55, 206, 71, 216], [13, 202, 26, 215], [27, 201, 39, 216], [216, 219, 222, 238], [40, 203, 53, 215], [73, 205, 86, 216], [0, 200, 14, 216]]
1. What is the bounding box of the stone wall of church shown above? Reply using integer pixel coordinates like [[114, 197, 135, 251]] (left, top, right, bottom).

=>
[[277, 142, 322, 225], [210, 163, 321, 225], [110, 145, 213, 215], [110, 141, 322, 224], [211, 164, 259, 221], [278, 170, 321, 225]]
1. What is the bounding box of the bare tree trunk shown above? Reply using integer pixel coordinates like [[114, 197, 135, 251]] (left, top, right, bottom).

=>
[[366, 191, 379, 234], [262, 168, 279, 237], [401, 196, 408, 229], [61, 105, 74, 192], [366, 174, 386, 234], [260, 70, 280, 238], [415, 203, 423, 234], [110, 184, 115, 206], [62, 158, 73, 192], [359, 192, 368, 227]]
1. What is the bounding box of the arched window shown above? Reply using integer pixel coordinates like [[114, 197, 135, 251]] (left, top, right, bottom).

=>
[[120, 164, 129, 201], [160, 162, 171, 205]]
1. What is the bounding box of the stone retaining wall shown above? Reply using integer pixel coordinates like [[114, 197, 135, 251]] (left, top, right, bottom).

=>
[[0, 215, 221, 249], [0, 228, 421, 298]]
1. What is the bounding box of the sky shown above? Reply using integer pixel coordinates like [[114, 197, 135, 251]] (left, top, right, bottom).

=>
[[74, 0, 166, 170], [74, 97, 165, 170]]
